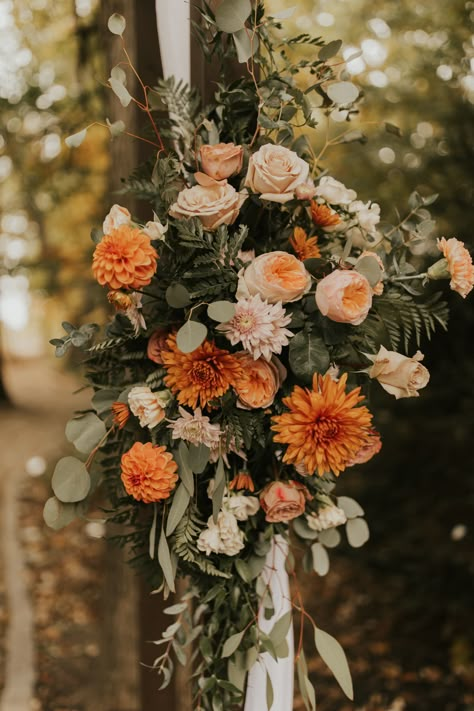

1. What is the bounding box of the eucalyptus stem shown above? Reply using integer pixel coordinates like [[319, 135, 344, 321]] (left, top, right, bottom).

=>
[[390, 272, 427, 282]]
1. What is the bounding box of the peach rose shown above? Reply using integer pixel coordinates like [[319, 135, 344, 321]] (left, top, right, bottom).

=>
[[233, 354, 286, 409], [200, 142, 243, 181], [103, 204, 131, 235], [237, 251, 312, 304], [367, 345, 430, 399], [147, 329, 169, 365], [245, 144, 310, 203], [260, 480, 308, 523], [169, 177, 246, 230], [315, 269, 372, 325], [347, 429, 382, 466]]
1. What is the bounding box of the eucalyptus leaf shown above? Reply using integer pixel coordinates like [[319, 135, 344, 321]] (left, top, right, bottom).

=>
[[355, 255, 382, 287], [318, 527, 341, 548], [314, 626, 354, 699], [228, 658, 246, 693], [207, 300, 236, 323], [289, 331, 330, 385], [43, 496, 78, 530], [176, 320, 207, 353], [319, 39, 342, 61], [292, 516, 319, 540], [51, 457, 91, 503], [65, 412, 107, 454], [296, 650, 316, 711], [346, 517, 370, 548], [326, 81, 359, 105], [107, 12, 126, 36], [266, 671, 274, 710], [311, 542, 330, 576], [110, 65, 127, 83], [65, 128, 87, 148], [109, 78, 132, 107], [164, 602, 188, 615], [158, 529, 176, 593], [222, 630, 245, 658], [166, 483, 190, 536], [215, 0, 251, 33], [166, 283, 191, 308], [269, 610, 292, 647], [92, 388, 119, 415], [232, 28, 258, 63], [188, 443, 210, 474], [212, 457, 226, 524], [337, 496, 364, 518], [106, 118, 126, 137], [176, 442, 194, 496], [270, 6, 296, 19], [149, 503, 158, 559]]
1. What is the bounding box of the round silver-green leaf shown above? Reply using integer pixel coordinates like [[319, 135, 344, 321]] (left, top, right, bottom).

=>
[[337, 496, 364, 519], [215, 0, 251, 33], [311, 542, 330, 576], [207, 301, 236, 323], [107, 13, 126, 36], [52, 457, 91, 503], [326, 81, 359, 105], [354, 255, 382, 287], [65, 129, 87, 148], [166, 283, 191, 308], [65, 412, 107, 454], [176, 321, 207, 353], [43, 496, 78, 530], [289, 331, 330, 385], [346, 517, 370, 548]]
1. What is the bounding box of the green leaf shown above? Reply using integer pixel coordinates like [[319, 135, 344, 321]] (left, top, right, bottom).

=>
[[43, 496, 78, 530], [269, 610, 292, 647], [106, 118, 126, 137], [176, 442, 194, 496], [92, 388, 119, 415], [228, 657, 246, 693], [166, 283, 191, 308], [326, 81, 359, 105], [346, 517, 370, 548], [311, 542, 330, 576], [289, 331, 330, 385], [163, 602, 188, 615], [90, 227, 103, 244], [296, 650, 316, 711], [318, 527, 341, 548], [222, 630, 245, 658], [158, 528, 176, 593], [207, 300, 236, 322], [385, 122, 403, 137], [292, 516, 319, 540], [149, 503, 158, 559], [110, 65, 127, 83], [235, 558, 252, 582], [266, 671, 274, 710], [51, 457, 91, 503], [166, 483, 191, 536], [355, 255, 382, 287], [65, 412, 107, 454], [319, 39, 342, 61], [176, 320, 207, 353], [215, 0, 251, 33], [212, 457, 226, 524], [314, 626, 354, 700], [65, 128, 87, 148], [107, 13, 126, 36], [337, 496, 364, 518], [109, 77, 133, 107], [232, 28, 258, 63], [188, 443, 210, 474]]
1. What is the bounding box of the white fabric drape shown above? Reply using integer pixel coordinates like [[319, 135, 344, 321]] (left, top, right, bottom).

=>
[[155, 0, 191, 85], [244, 535, 294, 711]]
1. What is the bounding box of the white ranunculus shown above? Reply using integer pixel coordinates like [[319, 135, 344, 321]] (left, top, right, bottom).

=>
[[197, 511, 245, 556], [314, 176, 357, 205], [306, 505, 347, 532], [224, 494, 260, 521]]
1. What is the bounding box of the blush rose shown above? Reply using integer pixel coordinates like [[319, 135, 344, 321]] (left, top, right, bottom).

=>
[[200, 142, 243, 181], [245, 144, 310, 203], [237, 251, 311, 304], [315, 269, 372, 325]]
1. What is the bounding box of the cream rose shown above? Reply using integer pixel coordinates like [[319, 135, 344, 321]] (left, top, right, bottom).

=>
[[314, 176, 357, 205], [237, 251, 311, 304], [233, 353, 286, 409], [260, 480, 308, 523], [224, 494, 260, 521], [169, 179, 246, 230], [245, 144, 310, 203], [316, 269, 372, 325], [143, 218, 168, 241], [367, 346, 430, 399], [103, 204, 131, 234], [128, 386, 167, 428], [306, 505, 347, 532], [200, 142, 243, 181], [197, 510, 245, 556]]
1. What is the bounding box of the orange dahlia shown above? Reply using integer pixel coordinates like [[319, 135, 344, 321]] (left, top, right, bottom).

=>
[[120, 441, 178, 503], [310, 201, 341, 228], [162, 334, 242, 409], [290, 227, 321, 260], [271, 372, 373, 476], [92, 225, 158, 290]]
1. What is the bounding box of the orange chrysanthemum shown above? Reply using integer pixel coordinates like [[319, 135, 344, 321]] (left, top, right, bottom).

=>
[[310, 201, 341, 228], [437, 237, 474, 298], [271, 372, 373, 477], [162, 334, 243, 409], [120, 441, 178, 503], [290, 227, 321, 261], [92, 225, 158, 290], [111, 401, 130, 429], [229, 472, 255, 492]]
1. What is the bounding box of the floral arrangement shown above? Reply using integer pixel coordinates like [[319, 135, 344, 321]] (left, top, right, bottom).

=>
[[47, 3, 473, 710]]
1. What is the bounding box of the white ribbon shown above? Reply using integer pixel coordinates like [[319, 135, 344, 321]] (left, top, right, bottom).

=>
[[155, 0, 191, 85], [244, 535, 294, 711]]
